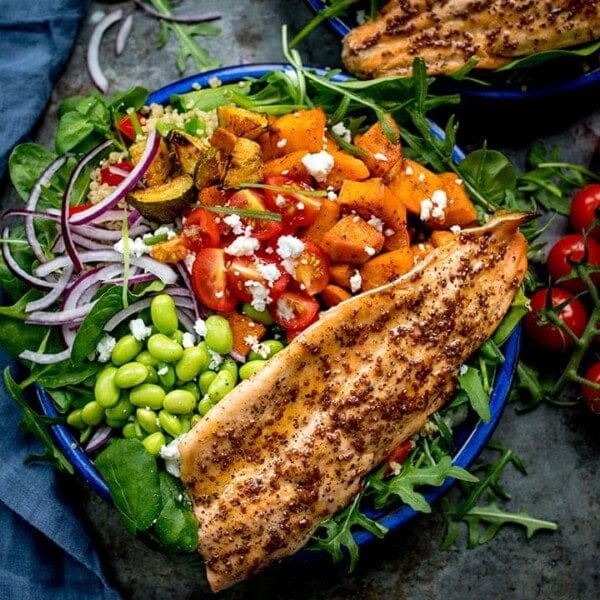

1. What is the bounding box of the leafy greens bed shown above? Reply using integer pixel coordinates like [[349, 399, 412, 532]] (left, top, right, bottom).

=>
[[0, 41, 557, 567]]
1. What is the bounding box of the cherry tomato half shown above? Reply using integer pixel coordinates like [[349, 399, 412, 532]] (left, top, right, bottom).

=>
[[570, 184, 600, 239], [116, 113, 145, 141], [191, 247, 237, 312], [181, 207, 220, 252], [263, 175, 322, 232], [546, 233, 600, 293], [225, 189, 283, 241], [226, 256, 289, 304], [270, 290, 319, 331], [523, 287, 588, 351], [581, 362, 600, 415], [286, 239, 330, 295]]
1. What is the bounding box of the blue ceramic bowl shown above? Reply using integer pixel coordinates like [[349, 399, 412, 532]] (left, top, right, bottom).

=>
[[35, 63, 520, 543], [303, 0, 600, 102]]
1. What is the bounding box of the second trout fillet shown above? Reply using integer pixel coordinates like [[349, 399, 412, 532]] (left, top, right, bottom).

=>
[[179, 212, 529, 591]]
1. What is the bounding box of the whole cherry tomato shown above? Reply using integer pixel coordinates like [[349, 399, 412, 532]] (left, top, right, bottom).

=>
[[581, 362, 600, 415], [546, 233, 600, 293], [570, 184, 600, 239], [523, 287, 588, 351]]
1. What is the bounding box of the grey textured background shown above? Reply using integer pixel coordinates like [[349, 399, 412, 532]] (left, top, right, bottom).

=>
[[4, 1, 599, 598]]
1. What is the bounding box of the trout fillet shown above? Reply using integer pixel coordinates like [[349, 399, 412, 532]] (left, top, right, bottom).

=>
[[179, 212, 529, 591], [342, 0, 600, 78]]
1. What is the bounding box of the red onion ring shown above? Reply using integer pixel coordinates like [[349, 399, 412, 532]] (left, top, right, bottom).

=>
[[132, 0, 221, 23], [69, 129, 160, 225], [84, 426, 114, 453], [24, 266, 73, 313], [19, 348, 72, 365], [87, 9, 124, 93], [115, 13, 133, 56]]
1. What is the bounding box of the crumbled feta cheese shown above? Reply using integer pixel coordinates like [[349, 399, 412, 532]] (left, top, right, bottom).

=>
[[420, 198, 433, 221], [327, 186, 338, 201], [454, 178, 463, 185], [418, 172, 426, 182], [450, 225, 462, 233], [129, 318, 152, 341], [160, 437, 182, 478], [208, 349, 224, 370], [182, 332, 196, 348], [301, 151, 334, 183], [364, 246, 376, 257], [257, 262, 282, 285], [225, 236, 260, 256], [349, 270, 362, 293], [275, 194, 287, 208], [276, 138, 287, 148], [276, 296, 296, 321], [223, 214, 244, 235], [244, 334, 259, 348], [113, 237, 151, 257], [250, 339, 271, 359], [373, 152, 388, 162], [246, 281, 271, 312], [276, 235, 304, 259], [194, 318, 207, 338], [153, 225, 177, 239], [331, 122, 352, 143], [405, 165, 414, 176], [157, 365, 169, 376], [459, 364, 468, 375], [367, 216, 384, 232], [96, 334, 116, 363]]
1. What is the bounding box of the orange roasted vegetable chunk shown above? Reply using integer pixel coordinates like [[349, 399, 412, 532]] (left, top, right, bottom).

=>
[[263, 150, 310, 180], [320, 284, 352, 307], [354, 114, 402, 177], [198, 185, 229, 207], [319, 215, 385, 264], [433, 172, 478, 229], [323, 150, 370, 190], [328, 263, 356, 290], [430, 230, 458, 247], [359, 247, 415, 290], [270, 108, 327, 157], [301, 198, 341, 244], [222, 312, 267, 357]]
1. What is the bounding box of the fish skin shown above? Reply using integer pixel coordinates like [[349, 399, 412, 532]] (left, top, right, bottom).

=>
[[342, 0, 600, 78], [179, 211, 529, 591]]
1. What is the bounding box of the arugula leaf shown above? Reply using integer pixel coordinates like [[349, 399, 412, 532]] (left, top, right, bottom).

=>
[[95, 439, 162, 535], [370, 456, 478, 513], [458, 366, 491, 423], [3, 368, 74, 473]]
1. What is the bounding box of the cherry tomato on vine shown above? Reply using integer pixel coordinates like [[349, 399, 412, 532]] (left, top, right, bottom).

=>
[[181, 207, 220, 252], [523, 287, 588, 351], [546, 233, 600, 292], [581, 362, 600, 415], [570, 184, 600, 239], [191, 248, 237, 312]]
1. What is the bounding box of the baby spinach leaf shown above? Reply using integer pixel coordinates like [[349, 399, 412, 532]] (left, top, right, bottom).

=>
[[95, 439, 162, 535], [0, 292, 49, 357], [8, 144, 57, 201], [153, 471, 199, 553]]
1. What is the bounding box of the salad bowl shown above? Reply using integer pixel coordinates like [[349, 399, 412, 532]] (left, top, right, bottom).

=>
[[5, 63, 521, 567]]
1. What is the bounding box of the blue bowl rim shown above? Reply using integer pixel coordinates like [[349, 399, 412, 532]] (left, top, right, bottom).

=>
[[33, 61, 519, 544], [303, 0, 600, 101]]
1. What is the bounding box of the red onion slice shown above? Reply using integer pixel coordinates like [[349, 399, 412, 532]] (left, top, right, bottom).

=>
[[87, 9, 124, 93], [69, 129, 160, 225], [26, 303, 97, 326], [19, 348, 72, 365], [24, 266, 73, 313], [133, 0, 221, 23], [26, 155, 68, 264], [115, 13, 133, 56], [84, 426, 114, 453]]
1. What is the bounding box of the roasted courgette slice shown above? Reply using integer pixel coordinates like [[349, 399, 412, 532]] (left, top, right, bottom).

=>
[[127, 174, 195, 222], [194, 147, 225, 189], [217, 105, 268, 140], [129, 136, 172, 186], [222, 138, 263, 188], [168, 130, 208, 176]]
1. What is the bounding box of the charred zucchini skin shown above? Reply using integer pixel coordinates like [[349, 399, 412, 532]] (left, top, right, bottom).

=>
[[168, 130, 208, 176], [127, 174, 195, 223]]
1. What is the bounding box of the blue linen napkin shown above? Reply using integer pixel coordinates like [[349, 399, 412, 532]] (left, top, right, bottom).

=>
[[0, 1, 120, 597]]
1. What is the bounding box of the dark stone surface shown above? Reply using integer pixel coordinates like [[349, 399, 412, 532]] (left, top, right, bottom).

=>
[[4, 2, 599, 598]]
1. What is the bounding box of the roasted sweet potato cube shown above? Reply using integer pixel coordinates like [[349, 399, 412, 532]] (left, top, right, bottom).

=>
[[320, 284, 352, 307], [263, 150, 310, 180], [319, 215, 385, 264], [328, 263, 356, 290], [323, 150, 370, 190], [301, 198, 340, 244], [222, 311, 267, 357], [270, 108, 327, 157], [434, 172, 478, 229], [359, 247, 415, 290], [430, 229, 458, 247], [217, 105, 268, 140], [130, 136, 171, 186], [210, 127, 238, 153], [354, 114, 402, 177]]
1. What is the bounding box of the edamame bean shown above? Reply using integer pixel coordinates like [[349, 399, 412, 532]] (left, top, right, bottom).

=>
[[94, 366, 120, 408], [67, 409, 85, 429], [122, 422, 140, 440], [144, 365, 159, 384], [163, 389, 196, 414], [179, 381, 200, 401], [81, 401, 104, 427], [219, 357, 238, 381], [158, 410, 183, 437], [241, 303, 275, 325], [111, 334, 144, 366], [147, 333, 184, 362], [158, 363, 176, 389], [142, 431, 166, 456], [198, 370, 217, 395], [104, 396, 134, 422], [114, 362, 148, 388], [197, 395, 215, 416], [204, 315, 233, 355], [129, 383, 166, 410], [239, 359, 267, 380], [136, 408, 160, 433], [207, 369, 236, 403], [105, 417, 128, 428], [150, 294, 178, 335], [135, 350, 159, 368], [248, 339, 284, 361], [175, 344, 210, 382], [171, 330, 184, 345]]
